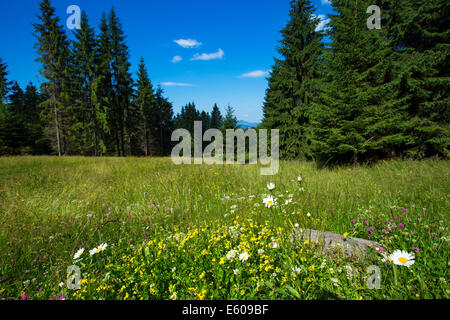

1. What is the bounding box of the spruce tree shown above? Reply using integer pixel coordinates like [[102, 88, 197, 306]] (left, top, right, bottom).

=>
[[135, 57, 156, 156], [72, 10, 99, 155], [154, 87, 174, 155], [210, 103, 223, 129], [108, 7, 134, 156], [0, 58, 12, 107], [262, 0, 324, 160], [33, 0, 71, 156]]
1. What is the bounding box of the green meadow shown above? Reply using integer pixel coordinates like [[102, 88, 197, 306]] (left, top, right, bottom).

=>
[[0, 157, 448, 300]]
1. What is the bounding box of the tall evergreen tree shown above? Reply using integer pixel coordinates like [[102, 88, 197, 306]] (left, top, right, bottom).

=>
[[210, 103, 223, 129], [134, 57, 156, 156], [222, 105, 238, 129], [33, 0, 71, 156], [0, 58, 12, 107], [92, 12, 113, 156], [262, 0, 324, 160], [108, 7, 134, 156], [72, 10, 99, 155], [154, 87, 174, 156]]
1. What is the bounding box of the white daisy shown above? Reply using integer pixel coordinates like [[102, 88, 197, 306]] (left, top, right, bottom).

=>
[[292, 267, 301, 274], [297, 176, 302, 182], [226, 249, 238, 260], [239, 252, 249, 262], [267, 183, 275, 191], [389, 250, 415, 267], [263, 196, 277, 208], [73, 248, 85, 260], [89, 243, 108, 256]]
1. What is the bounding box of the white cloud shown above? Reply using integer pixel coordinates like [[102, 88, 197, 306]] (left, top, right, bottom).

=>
[[171, 56, 182, 63], [239, 70, 269, 78], [190, 48, 224, 61], [174, 39, 202, 48], [312, 14, 330, 32], [321, 0, 331, 5], [160, 82, 193, 87]]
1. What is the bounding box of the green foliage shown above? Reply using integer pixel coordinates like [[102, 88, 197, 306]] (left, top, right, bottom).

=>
[[263, 0, 449, 166], [262, 0, 324, 160]]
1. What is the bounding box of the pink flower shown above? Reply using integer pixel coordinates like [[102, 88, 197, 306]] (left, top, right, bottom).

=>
[[21, 294, 29, 300], [398, 223, 404, 228], [402, 208, 407, 212]]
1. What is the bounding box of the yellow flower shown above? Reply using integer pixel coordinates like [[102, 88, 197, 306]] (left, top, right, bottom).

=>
[[308, 264, 315, 272], [343, 232, 349, 238], [199, 272, 205, 279], [304, 240, 309, 245]]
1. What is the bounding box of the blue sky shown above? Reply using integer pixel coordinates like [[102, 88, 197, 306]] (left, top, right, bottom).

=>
[[0, 0, 334, 123]]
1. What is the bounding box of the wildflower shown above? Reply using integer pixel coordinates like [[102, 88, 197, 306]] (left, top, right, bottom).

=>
[[239, 252, 249, 262], [389, 250, 415, 267], [398, 223, 404, 228], [258, 249, 264, 255], [350, 219, 355, 223], [59, 296, 66, 300], [226, 249, 238, 260], [21, 294, 28, 300], [292, 267, 301, 274], [343, 232, 349, 238], [89, 243, 107, 256], [284, 199, 292, 205], [233, 269, 241, 276], [199, 272, 205, 279], [331, 278, 339, 287], [263, 196, 277, 208], [272, 242, 279, 248], [297, 176, 302, 182], [73, 248, 84, 260], [308, 265, 315, 272], [267, 183, 275, 191]]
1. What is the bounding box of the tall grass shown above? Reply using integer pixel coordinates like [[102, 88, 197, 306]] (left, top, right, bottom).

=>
[[0, 157, 448, 299]]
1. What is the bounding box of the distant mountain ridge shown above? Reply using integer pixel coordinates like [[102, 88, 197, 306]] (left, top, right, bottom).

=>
[[236, 120, 260, 128]]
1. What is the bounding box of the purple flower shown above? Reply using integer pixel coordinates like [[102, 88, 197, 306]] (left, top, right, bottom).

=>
[[21, 294, 29, 300], [393, 216, 398, 221], [350, 219, 355, 223], [382, 229, 386, 233], [367, 230, 372, 235], [370, 226, 375, 231], [393, 225, 397, 229], [379, 246, 386, 252], [1, 276, 5, 281], [402, 208, 407, 212], [398, 223, 404, 228], [59, 296, 66, 300], [387, 228, 391, 232], [364, 220, 368, 224]]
